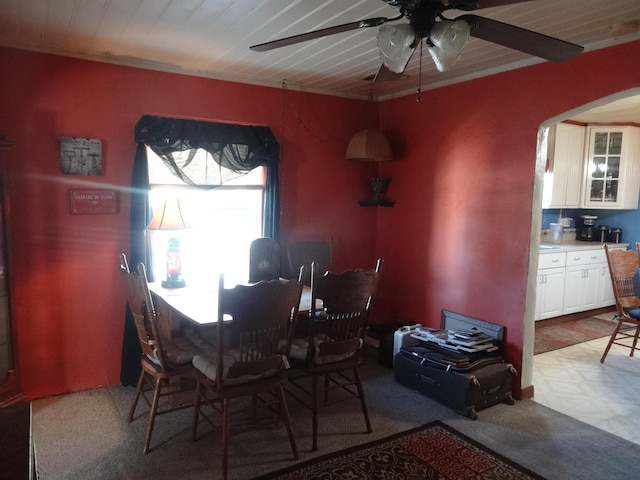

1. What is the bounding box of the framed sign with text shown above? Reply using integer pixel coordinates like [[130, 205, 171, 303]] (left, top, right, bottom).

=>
[[69, 189, 119, 215]]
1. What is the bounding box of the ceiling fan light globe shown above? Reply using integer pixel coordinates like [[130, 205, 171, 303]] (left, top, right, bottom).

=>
[[377, 24, 415, 73], [427, 45, 461, 72], [430, 20, 470, 55]]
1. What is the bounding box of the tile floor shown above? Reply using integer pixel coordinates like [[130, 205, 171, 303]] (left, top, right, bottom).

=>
[[532, 317, 640, 445]]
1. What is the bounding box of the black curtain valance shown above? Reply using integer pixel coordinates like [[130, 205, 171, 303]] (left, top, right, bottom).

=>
[[134, 115, 279, 186]]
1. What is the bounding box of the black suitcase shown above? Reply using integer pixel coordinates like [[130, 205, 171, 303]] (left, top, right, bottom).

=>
[[394, 345, 517, 420]]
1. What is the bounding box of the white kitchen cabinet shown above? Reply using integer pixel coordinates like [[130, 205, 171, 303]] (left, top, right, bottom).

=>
[[562, 249, 603, 315], [535, 252, 566, 321], [536, 244, 629, 321], [582, 126, 640, 209], [542, 123, 585, 208]]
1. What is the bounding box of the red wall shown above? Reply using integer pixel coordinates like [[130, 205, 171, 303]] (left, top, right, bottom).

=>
[[0, 47, 378, 399], [376, 40, 640, 391], [2, 39, 639, 400]]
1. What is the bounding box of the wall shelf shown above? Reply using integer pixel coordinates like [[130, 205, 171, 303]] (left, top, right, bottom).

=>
[[359, 200, 395, 207]]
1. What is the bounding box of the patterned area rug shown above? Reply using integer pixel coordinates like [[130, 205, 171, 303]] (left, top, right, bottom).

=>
[[254, 421, 545, 480], [534, 316, 616, 355]]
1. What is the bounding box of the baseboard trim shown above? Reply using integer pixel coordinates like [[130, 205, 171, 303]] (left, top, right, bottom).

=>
[[519, 385, 534, 400]]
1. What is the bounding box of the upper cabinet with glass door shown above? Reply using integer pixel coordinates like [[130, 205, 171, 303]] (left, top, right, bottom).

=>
[[582, 126, 640, 209]]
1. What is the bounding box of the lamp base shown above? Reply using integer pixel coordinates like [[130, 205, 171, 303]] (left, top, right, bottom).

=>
[[161, 279, 186, 289]]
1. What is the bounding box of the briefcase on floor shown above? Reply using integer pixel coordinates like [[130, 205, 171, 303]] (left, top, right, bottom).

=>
[[394, 344, 517, 419]]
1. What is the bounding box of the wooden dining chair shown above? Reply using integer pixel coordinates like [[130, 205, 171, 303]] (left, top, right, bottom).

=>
[[286, 236, 333, 284], [191, 273, 304, 480], [120, 253, 212, 453], [248, 237, 281, 282], [286, 258, 383, 451], [600, 245, 640, 363]]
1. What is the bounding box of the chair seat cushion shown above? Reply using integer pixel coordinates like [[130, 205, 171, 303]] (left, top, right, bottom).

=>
[[627, 308, 640, 320], [193, 350, 288, 387], [146, 332, 215, 367], [290, 335, 362, 365]]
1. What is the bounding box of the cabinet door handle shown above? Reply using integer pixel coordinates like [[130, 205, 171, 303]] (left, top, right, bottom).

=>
[[551, 259, 559, 264]]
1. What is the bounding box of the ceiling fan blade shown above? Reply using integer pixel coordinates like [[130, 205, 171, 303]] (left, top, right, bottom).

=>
[[374, 64, 405, 82], [250, 17, 392, 52], [459, 14, 584, 63], [476, 0, 534, 8]]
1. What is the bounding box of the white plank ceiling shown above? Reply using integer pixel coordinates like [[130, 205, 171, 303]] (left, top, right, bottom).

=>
[[0, 0, 639, 114]]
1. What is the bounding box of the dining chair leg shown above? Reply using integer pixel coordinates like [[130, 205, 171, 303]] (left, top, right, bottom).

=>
[[323, 373, 330, 403], [191, 381, 202, 442], [600, 320, 623, 363], [251, 393, 258, 424], [144, 377, 163, 454], [630, 325, 640, 357], [311, 374, 319, 452], [276, 386, 299, 460], [128, 370, 146, 422], [353, 367, 372, 434], [222, 397, 231, 480]]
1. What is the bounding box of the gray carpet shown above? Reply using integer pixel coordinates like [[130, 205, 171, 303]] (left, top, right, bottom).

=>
[[32, 355, 640, 480]]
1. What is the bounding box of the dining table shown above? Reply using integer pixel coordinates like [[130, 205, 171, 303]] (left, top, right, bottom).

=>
[[149, 280, 314, 339]]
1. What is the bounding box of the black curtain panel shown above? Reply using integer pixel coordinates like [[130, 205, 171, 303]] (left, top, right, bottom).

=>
[[120, 142, 153, 387]]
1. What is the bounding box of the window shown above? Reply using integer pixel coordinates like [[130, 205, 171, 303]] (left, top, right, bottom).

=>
[[147, 147, 265, 286]]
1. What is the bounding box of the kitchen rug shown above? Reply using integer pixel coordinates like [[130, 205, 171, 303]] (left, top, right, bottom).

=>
[[534, 316, 616, 355]]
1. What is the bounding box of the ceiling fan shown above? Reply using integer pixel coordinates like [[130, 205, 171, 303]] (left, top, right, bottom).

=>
[[250, 0, 584, 82]]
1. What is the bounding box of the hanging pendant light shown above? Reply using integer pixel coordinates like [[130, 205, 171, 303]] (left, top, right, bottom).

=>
[[346, 129, 394, 206], [346, 129, 393, 162]]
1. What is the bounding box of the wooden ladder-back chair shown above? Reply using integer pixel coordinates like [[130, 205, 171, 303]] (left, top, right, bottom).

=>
[[600, 245, 640, 363], [191, 274, 304, 480], [120, 253, 210, 453], [248, 237, 281, 283], [286, 236, 333, 285], [287, 258, 383, 451]]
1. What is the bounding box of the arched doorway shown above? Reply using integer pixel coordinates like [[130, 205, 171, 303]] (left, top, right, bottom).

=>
[[524, 87, 640, 396]]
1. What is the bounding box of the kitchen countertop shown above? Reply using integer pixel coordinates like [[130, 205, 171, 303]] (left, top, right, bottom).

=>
[[539, 241, 629, 253]]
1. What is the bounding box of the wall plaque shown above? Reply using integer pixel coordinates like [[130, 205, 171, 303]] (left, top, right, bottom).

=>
[[60, 137, 103, 175], [69, 189, 119, 215]]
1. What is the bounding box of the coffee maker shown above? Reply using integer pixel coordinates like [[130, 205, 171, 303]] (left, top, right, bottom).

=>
[[577, 214, 598, 241]]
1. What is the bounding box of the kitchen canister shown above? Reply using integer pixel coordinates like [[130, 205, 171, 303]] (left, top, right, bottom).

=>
[[609, 228, 623, 243], [597, 225, 609, 243]]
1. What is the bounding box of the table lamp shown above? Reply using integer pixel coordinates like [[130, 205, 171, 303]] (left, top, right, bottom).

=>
[[147, 197, 189, 288]]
